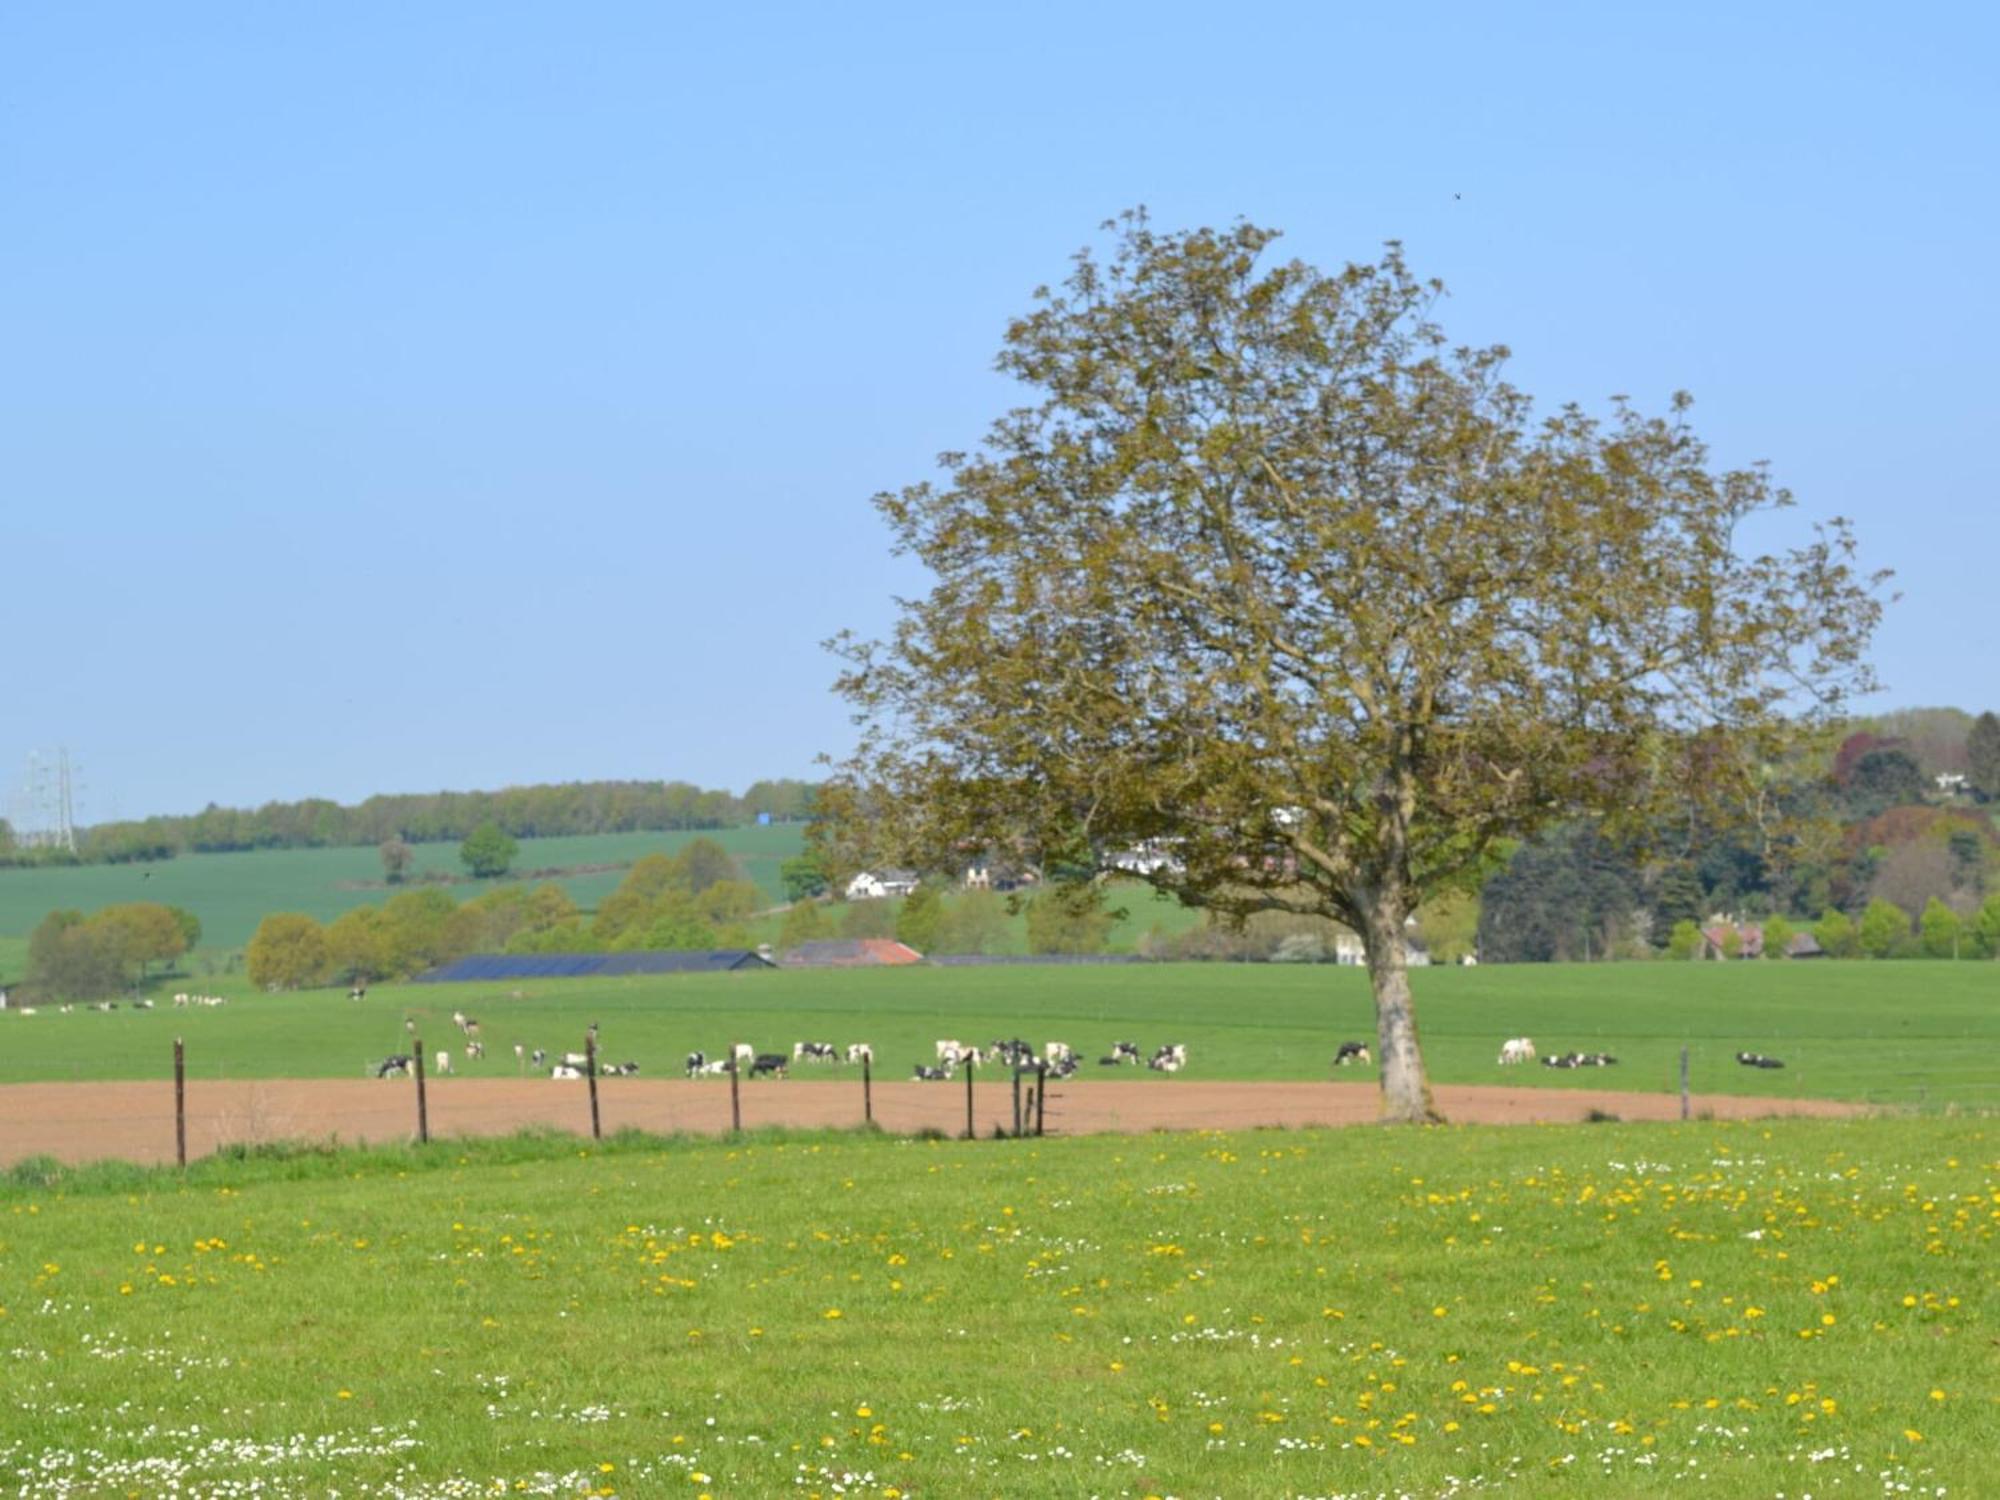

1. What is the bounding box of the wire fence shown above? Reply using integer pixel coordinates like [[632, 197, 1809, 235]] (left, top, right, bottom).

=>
[[5, 1036, 1991, 1172]]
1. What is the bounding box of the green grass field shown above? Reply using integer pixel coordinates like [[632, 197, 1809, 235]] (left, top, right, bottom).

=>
[[4, 961, 1995, 1107], [0, 1116, 1987, 1497], [0, 826, 808, 951]]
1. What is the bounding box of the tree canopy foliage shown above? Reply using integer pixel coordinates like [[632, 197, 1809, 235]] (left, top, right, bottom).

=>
[[825, 213, 1885, 1121], [459, 822, 519, 879], [26, 901, 201, 999]]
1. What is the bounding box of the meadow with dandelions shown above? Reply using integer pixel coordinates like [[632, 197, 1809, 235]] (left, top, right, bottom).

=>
[[1, 1117, 1990, 1497]]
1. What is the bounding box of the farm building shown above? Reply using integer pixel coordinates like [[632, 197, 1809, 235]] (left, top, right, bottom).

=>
[[417, 949, 775, 982], [844, 869, 920, 900], [782, 938, 925, 968], [1695, 923, 1825, 960]]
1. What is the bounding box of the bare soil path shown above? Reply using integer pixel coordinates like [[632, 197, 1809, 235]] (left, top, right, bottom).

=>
[[0, 1079, 1866, 1168]]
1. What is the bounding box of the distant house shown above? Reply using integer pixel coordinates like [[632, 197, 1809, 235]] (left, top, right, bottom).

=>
[[1694, 923, 1824, 961], [1107, 839, 1183, 877], [845, 869, 920, 901], [782, 938, 925, 968], [963, 861, 1038, 892], [1935, 772, 1968, 794]]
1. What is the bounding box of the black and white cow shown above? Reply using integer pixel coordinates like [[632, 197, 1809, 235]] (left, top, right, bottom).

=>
[[375, 1054, 412, 1079], [794, 1041, 838, 1064], [1333, 1041, 1372, 1067], [1148, 1044, 1188, 1073], [685, 1050, 708, 1079], [845, 1043, 874, 1066], [1736, 1051, 1786, 1069], [749, 1052, 789, 1078], [912, 1063, 951, 1082]]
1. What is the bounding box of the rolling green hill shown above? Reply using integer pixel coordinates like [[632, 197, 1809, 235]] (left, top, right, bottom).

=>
[[0, 826, 807, 949]]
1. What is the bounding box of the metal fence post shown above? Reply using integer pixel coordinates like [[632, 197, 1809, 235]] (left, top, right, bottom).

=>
[[585, 1033, 602, 1141], [414, 1038, 430, 1145], [173, 1037, 187, 1168]]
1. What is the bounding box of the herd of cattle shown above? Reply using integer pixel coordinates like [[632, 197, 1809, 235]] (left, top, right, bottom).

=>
[[1332, 1036, 1788, 1072]]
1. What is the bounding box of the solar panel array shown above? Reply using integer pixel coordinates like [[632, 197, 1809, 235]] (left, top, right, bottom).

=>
[[415, 950, 772, 982]]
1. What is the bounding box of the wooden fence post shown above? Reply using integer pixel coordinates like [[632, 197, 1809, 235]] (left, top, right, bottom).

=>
[[1012, 1067, 1023, 1138], [585, 1033, 603, 1141], [862, 1051, 873, 1126], [1035, 1068, 1047, 1137], [729, 1047, 743, 1135], [1679, 1046, 1690, 1121], [173, 1037, 187, 1168], [964, 1055, 976, 1140], [414, 1038, 430, 1145]]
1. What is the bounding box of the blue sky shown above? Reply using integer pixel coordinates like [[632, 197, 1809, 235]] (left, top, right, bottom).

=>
[[2, 2, 1993, 825]]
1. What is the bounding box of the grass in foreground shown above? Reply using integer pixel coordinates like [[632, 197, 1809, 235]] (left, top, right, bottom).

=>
[[0, 1118, 1990, 1497], [3, 960, 1996, 1109]]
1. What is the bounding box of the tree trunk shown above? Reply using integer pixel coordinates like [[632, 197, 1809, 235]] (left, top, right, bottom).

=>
[[1361, 900, 1439, 1124]]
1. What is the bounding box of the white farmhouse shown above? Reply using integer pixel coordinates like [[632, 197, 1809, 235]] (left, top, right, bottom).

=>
[[844, 869, 920, 901]]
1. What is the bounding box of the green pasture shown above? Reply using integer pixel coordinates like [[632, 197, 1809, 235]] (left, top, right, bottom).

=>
[[0, 1116, 1988, 1497], [0, 826, 806, 950], [3, 961, 1995, 1108]]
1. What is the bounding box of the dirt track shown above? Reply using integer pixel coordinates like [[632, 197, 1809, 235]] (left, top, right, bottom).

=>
[[0, 1078, 1865, 1168]]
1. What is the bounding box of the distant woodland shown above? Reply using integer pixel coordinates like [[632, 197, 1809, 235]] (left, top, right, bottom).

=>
[[0, 778, 817, 867]]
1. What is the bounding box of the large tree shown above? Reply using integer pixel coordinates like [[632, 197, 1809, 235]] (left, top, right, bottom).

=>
[[825, 214, 1883, 1122]]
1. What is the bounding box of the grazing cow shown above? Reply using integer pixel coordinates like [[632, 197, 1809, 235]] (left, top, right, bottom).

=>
[[686, 1050, 708, 1079], [348, 985, 367, 1002], [530, 1048, 547, 1069], [913, 1063, 951, 1081], [845, 1043, 874, 1065], [1048, 1053, 1079, 1079], [1045, 1041, 1075, 1066], [1333, 1041, 1371, 1067], [452, 1010, 468, 1031], [794, 1041, 838, 1064], [434, 1049, 453, 1075], [550, 1064, 585, 1080], [1148, 1043, 1188, 1073], [513, 1042, 525, 1064], [600, 1061, 639, 1077], [935, 1038, 965, 1065], [750, 1052, 789, 1079], [173, 993, 190, 1008], [1112, 1041, 1142, 1065], [135, 998, 154, 1010], [376, 1055, 412, 1079], [1498, 1037, 1536, 1066], [465, 1040, 485, 1061], [1737, 1051, 1786, 1069], [732, 1043, 755, 1066]]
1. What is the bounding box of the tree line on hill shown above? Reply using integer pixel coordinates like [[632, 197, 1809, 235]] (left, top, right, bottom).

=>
[[1473, 711, 2000, 961], [240, 838, 775, 989], [0, 777, 818, 868]]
